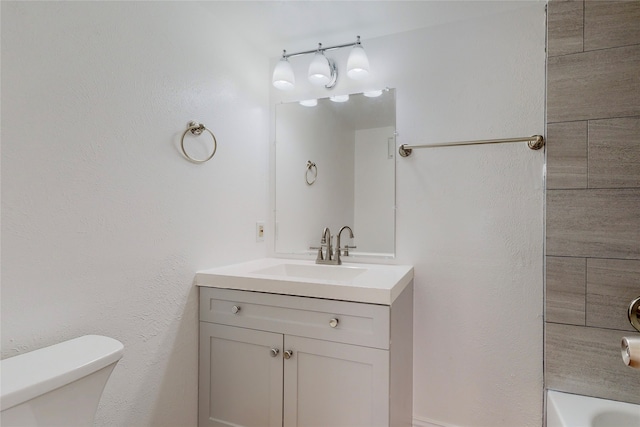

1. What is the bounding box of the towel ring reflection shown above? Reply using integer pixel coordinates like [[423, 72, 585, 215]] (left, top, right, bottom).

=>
[[306, 161, 317, 185], [181, 121, 217, 163]]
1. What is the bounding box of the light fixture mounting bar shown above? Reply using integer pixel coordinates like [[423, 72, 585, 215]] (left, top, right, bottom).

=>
[[282, 37, 362, 59]]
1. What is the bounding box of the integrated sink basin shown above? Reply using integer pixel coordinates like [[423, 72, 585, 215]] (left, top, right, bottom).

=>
[[196, 258, 413, 305], [252, 263, 367, 281]]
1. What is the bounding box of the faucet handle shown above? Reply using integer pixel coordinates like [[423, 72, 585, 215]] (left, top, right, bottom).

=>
[[342, 245, 357, 256], [310, 246, 324, 261]]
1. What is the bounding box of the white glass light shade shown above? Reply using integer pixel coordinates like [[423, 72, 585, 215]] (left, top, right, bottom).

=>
[[272, 58, 295, 91], [347, 45, 370, 80], [308, 52, 332, 86], [329, 94, 349, 103], [363, 89, 383, 98], [299, 99, 318, 107]]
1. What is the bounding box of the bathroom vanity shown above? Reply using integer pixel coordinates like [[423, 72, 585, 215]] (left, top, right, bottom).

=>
[[196, 258, 413, 427]]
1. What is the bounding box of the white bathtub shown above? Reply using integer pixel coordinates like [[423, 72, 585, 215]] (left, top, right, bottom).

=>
[[547, 390, 640, 427]]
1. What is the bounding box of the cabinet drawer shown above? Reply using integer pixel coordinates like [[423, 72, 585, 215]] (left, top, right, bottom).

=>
[[200, 287, 390, 349]]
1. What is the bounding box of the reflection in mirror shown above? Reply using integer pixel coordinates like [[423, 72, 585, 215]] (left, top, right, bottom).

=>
[[275, 88, 396, 258]]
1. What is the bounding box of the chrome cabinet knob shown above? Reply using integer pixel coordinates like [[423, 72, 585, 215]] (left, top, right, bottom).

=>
[[329, 318, 339, 328], [270, 348, 280, 357], [231, 305, 241, 314], [284, 350, 293, 360]]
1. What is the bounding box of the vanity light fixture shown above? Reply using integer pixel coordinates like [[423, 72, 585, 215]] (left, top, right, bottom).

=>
[[307, 47, 336, 87], [329, 94, 349, 103], [272, 36, 370, 91], [363, 89, 383, 98], [346, 39, 370, 80], [272, 52, 295, 91], [299, 99, 318, 107]]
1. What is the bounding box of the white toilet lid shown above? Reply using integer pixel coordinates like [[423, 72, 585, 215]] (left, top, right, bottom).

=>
[[0, 335, 124, 411]]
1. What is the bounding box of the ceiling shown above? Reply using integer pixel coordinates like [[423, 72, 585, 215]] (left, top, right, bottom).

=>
[[201, 1, 539, 57]]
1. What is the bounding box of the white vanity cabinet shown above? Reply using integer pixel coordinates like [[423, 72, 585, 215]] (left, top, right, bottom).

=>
[[198, 284, 413, 427]]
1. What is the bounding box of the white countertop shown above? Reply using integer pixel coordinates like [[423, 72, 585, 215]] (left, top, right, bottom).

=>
[[195, 258, 414, 305]]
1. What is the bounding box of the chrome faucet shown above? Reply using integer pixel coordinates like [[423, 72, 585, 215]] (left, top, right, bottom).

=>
[[312, 226, 356, 265], [312, 227, 334, 264], [335, 226, 355, 265], [321, 227, 333, 262]]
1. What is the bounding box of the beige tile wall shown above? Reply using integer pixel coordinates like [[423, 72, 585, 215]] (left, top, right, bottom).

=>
[[545, 0, 640, 404]]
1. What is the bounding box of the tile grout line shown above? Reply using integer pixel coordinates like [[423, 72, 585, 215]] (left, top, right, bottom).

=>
[[584, 257, 588, 327], [582, 0, 585, 53]]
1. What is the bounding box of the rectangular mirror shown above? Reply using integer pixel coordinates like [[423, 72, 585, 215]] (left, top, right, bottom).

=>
[[274, 88, 396, 258]]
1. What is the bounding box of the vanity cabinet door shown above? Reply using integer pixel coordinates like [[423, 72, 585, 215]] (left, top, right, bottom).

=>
[[199, 323, 284, 427], [283, 335, 390, 427]]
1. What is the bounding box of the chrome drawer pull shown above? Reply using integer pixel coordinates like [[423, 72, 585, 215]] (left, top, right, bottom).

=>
[[231, 305, 241, 314], [329, 318, 339, 328], [284, 350, 294, 359], [270, 348, 280, 357]]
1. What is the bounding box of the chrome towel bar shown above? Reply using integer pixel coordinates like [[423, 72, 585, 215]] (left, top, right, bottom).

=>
[[398, 135, 544, 157]]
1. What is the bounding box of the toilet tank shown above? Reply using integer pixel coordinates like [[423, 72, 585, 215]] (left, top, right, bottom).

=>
[[0, 335, 124, 427]]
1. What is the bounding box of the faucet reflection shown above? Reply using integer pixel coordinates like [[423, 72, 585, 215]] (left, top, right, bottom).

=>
[[336, 225, 356, 261]]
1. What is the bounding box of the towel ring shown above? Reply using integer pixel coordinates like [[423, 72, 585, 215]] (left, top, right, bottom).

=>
[[181, 121, 217, 163], [306, 161, 317, 185]]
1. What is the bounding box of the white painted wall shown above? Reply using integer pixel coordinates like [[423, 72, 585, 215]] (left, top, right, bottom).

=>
[[1, 2, 269, 426], [354, 127, 395, 254], [393, 9, 545, 425], [269, 3, 545, 426]]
